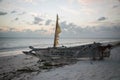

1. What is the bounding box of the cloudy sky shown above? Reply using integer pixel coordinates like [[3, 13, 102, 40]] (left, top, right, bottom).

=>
[[0, 0, 120, 38]]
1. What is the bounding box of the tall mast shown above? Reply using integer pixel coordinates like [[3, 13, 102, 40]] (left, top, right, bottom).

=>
[[53, 14, 61, 47]]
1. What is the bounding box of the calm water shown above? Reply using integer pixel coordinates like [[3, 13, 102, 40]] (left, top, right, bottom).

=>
[[0, 37, 120, 52]]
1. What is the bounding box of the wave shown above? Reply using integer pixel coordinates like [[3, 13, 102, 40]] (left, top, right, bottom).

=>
[[0, 46, 29, 52], [0, 38, 119, 52], [0, 44, 52, 52]]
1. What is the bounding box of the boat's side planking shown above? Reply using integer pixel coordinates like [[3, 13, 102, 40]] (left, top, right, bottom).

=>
[[23, 43, 111, 60]]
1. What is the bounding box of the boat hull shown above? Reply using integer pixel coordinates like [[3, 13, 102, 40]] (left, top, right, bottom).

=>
[[23, 43, 112, 61]]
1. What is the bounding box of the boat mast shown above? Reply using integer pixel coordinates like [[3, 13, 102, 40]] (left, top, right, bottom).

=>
[[53, 14, 61, 47]]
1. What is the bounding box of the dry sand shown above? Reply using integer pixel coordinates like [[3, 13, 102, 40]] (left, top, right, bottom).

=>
[[0, 43, 120, 80]]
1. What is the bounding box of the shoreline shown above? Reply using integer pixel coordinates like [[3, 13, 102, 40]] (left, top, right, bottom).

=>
[[0, 39, 120, 54]]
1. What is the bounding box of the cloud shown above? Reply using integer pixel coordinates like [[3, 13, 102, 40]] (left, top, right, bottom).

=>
[[9, 28, 17, 32], [14, 18, 19, 21], [24, 0, 33, 3], [0, 11, 7, 15], [60, 21, 120, 38], [119, 0, 120, 2], [0, 29, 3, 32], [0, 27, 50, 37], [81, 7, 96, 15], [113, 5, 120, 8], [60, 6, 79, 15], [18, 12, 26, 15], [0, 21, 120, 38], [45, 19, 52, 25], [67, 0, 74, 4], [11, 11, 26, 16], [60, 21, 84, 37], [11, 11, 17, 14], [33, 16, 44, 25], [97, 17, 107, 21], [77, 0, 100, 5]]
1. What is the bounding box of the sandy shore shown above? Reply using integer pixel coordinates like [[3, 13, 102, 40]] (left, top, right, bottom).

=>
[[0, 50, 39, 80], [0, 42, 120, 80]]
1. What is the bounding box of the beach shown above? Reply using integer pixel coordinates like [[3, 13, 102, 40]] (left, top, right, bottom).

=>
[[0, 50, 39, 80], [0, 42, 120, 80], [0, 0, 120, 79]]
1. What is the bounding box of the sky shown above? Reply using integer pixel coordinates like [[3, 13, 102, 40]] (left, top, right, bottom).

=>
[[0, 0, 120, 38]]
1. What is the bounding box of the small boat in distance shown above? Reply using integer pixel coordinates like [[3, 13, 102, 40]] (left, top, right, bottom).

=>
[[23, 15, 112, 61]]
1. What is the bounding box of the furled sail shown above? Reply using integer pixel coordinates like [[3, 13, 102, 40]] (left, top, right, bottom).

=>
[[53, 14, 61, 47]]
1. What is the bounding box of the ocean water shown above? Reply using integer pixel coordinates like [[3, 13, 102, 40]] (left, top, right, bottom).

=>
[[0, 37, 120, 52]]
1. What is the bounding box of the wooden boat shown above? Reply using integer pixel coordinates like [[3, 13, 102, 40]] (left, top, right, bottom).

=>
[[23, 15, 112, 61]]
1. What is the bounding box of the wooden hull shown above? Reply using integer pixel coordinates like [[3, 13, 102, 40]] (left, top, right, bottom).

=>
[[23, 43, 111, 60]]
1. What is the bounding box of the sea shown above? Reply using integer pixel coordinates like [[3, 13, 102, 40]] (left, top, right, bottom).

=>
[[0, 37, 120, 56]]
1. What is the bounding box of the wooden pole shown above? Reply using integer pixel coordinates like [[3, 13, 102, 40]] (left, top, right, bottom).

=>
[[53, 14, 58, 47]]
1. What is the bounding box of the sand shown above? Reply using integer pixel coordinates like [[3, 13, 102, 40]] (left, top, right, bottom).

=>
[[0, 50, 39, 80], [0, 43, 120, 80]]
